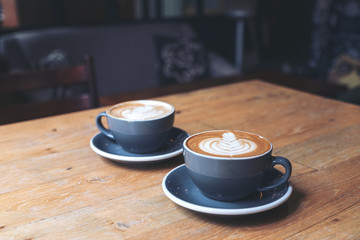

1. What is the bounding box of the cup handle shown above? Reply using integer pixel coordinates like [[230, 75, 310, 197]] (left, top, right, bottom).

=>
[[257, 156, 292, 192], [96, 112, 115, 140]]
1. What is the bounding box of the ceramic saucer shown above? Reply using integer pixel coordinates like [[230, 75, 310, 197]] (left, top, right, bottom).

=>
[[90, 127, 189, 163], [162, 164, 293, 216]]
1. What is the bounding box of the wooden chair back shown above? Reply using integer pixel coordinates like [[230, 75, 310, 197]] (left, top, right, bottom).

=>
[[0, 55, 99, 124]]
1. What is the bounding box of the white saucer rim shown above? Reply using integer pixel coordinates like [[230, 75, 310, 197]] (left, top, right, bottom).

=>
[[90, 131, 185, 162], [162, 164, 293, 216]]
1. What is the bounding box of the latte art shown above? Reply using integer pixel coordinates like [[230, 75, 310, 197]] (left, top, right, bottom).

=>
[[199, 132, 257, 157], [118, 105, 166, 120], [186, 130, 272, 158], [109, 100, 173, 121]]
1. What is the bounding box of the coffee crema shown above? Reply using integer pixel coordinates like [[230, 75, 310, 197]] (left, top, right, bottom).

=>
[[186, 130, 271, 158], [109, 100, 173, 121]]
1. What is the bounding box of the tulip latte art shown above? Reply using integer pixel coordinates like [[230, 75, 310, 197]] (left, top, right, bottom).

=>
[[186, 130, 271, 158], [109, 100, 173, 120]]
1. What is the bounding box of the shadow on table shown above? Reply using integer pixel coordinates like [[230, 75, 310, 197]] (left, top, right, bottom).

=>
[[186, 187, 306, 226]]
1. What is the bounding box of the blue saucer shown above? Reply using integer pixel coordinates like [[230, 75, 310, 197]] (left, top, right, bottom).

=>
[[162, 164, 292, 215], [90, 127, 189, 163]]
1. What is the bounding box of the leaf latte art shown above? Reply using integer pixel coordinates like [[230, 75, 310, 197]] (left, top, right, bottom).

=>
[[186, 130, 271, 158], [199, 132, 257, 157]]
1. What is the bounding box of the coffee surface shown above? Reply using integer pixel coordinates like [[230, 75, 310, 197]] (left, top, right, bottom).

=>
[[109, 101, 172, 120], [186, 130, 271, 158]]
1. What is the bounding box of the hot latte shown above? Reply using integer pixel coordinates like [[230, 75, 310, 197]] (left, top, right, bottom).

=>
[[186, 130, 271, 158], [109, 100, 173, 121]]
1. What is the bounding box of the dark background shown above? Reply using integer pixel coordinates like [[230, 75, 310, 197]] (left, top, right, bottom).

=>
[[1, 0, 360, 103]]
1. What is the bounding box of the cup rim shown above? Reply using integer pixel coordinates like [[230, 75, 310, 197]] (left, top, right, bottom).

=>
[[106, 100, 175, 121], [183, 130, 273, 160]]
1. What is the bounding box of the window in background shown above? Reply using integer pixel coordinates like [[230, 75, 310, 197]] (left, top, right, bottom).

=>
[[0, 0, 19, 27]]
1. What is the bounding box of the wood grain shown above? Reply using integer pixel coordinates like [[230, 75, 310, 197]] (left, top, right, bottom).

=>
[[0, 80, 359, 239]]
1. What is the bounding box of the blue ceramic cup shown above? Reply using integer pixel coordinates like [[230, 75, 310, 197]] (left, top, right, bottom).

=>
[[96, 100, 175, 153], [183, 130, 292, 201]]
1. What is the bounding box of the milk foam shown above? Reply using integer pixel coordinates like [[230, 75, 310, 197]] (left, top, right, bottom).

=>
[[119, 105, 163, 120], [111, 103, 170, 121], [199, 132, 257, 157]]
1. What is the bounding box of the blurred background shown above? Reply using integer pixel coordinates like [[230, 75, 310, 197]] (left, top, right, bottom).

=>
[[0, 0, 359, 109]]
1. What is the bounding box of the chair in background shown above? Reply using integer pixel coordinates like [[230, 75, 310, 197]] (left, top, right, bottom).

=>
[[0, 55, 99, 125]]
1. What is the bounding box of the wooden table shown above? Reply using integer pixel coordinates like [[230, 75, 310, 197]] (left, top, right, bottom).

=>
[[0, 80, 359, 239]]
